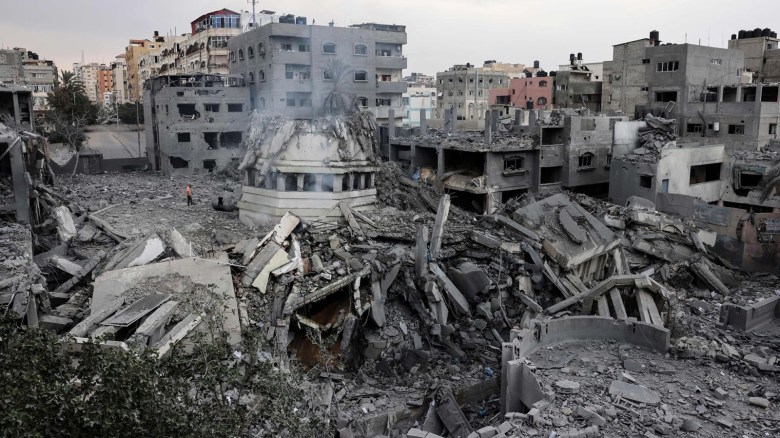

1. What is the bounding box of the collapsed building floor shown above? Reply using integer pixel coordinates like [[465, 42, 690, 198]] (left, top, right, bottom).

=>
[[2, 156, 779, 437]]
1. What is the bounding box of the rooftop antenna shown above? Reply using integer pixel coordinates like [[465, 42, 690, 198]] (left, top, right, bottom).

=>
[[247, 0, 258, 29]]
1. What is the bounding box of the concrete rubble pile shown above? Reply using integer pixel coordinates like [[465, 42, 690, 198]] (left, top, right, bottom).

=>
[[625, 114, 678, 162], [3, 146, 779, 436], [391, 129, 537, 152], [227, 159, 778, 437]]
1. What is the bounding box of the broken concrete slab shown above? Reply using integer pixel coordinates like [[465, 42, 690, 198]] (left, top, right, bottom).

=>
[[429, 263, 470, 315], [69, 298, 125, 337], [53, 206, 76, 242], [92, 254, 241, 346], [50, 255, 83, 276], [504, 360, 549, 414], [448, 262, 491, 301], [608, 380, 661, 405]]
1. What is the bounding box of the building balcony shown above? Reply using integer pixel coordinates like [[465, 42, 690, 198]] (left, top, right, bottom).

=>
[[373, 32, 407, 45], [372, 106, 405, 119], [376, 55, 407, 70], [376, 81, 407, 94], [282, 79, 313, 92], [270, 50, 312, 65]]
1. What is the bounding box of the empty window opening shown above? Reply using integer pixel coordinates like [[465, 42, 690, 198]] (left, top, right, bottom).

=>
[[322, 43, 336, 54], [169, 156, 189, 169], [342, 174, 351, 191], [689, 163, 722, 185], [739, 171, 763, 189], [354, 70, 367, 81], [656, 91, 677, 102], [321, 174, 334, 191], [220, 132, 242, 148], [178, 104, 200, 119], [639, 175, 653, 189], [204, 132, 219, 149], [203, 160, 216, 172], [228, 103, 243, 112], [204, 103, 220, 112], [687, 123, 703, 133], [580, 119, 596, 131], [540, 166, 562, 184], [762, 86, 779, 102], [503, 155, 525, 175], [303, 174, 317, 191], [728, 124, 745, 134], [541, 127, 564, 145], [284, 174, 297, 191], [177, 132, 190, 142], [578, 152, 594, 169], [770, 124, 777, 135], [723, 87, 738, 102]]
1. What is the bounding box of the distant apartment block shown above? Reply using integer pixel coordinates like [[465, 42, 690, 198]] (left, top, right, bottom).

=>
[[143, 74, 250, 175], [436, 64, 509, 121], [554, 54, 603, 113], [227, 17, 407, 125], [402, 86, 435, 127], [111, 55, 128, 105], [0, 48, 57, 113]]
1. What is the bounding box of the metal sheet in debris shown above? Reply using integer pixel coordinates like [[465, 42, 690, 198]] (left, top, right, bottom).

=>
[[102, 294, 171, 327]]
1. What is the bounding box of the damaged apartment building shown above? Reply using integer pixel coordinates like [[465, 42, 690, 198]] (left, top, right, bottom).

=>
[[387, 108, 627, 212], [143, 73, 250, 175], [609, 116, 780, 272], [226, 16, 407, 126], [603, 29, 780, 152]]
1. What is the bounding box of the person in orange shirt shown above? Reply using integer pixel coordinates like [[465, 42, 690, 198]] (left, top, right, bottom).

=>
[[185, 184, 193, 206]]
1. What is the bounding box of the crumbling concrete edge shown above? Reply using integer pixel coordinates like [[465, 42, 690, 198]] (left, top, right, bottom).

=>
[[720, 296, 780, 332], [500, 316, 670, 414]]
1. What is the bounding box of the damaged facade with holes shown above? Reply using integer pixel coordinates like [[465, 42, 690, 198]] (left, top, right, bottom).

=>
[[608, 119, 780, 273], [386, 107, 627, 213], [237, 110, 380, 225], [388, 111, 540, 213], [143, 74, 250, 175]]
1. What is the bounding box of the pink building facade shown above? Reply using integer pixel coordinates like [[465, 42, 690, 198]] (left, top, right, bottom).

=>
[[489, 77, 553, 109]]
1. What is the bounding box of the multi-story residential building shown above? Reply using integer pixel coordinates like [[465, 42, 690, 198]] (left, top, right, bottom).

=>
[[404, 72, 434, 87], [554, 55, 603, 113], [402, 86, 436, 127], [97, 64, 113, 105], [0, 48, 58, 114], [125, 35, 173, 102], [602, 32, 658, 118], [227, 17, 407, 125], [0, 49, 25, 84], [728, 28, 779, 81], [73, 62, 99, 102], [436, 64, 509, 121], [488, 75, 553, 111], [111, 55, 128, 105], [143, 74, 250, 175]]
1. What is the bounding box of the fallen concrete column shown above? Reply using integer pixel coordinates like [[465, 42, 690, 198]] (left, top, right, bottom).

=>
[[429, 263, 470, 315], [414, 226, 429, 282], [545, 274, 647, 314], [429, 194, 450, 260], [691, 259, 729, 296], [54, 250, 107, 294]]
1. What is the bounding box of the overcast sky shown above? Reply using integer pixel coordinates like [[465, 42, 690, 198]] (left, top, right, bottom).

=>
[[2, 0, 779, 75]]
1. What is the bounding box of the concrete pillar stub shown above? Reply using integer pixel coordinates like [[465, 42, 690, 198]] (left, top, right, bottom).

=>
[[333, 174, 344, 193], [419, 109, 427, 136], [387, 109, 396, 139], [484, 110, 493, 144], [491, 109, 500, 133], [347, 173, 355, 191], [276, 173, 286, 191], [296, 174, 305, 191], [737, 85, 743, 102], [314, 174, 323, 192]]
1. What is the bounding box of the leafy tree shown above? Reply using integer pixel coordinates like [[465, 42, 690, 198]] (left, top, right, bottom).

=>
[[45, 70, 98, 175], [0, 315, 330, 437], [118, 102, 144, 125]]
